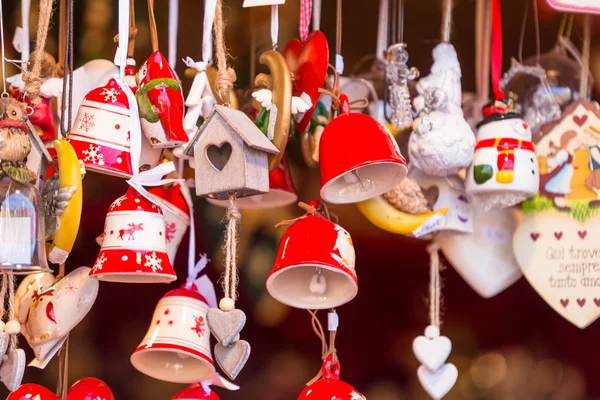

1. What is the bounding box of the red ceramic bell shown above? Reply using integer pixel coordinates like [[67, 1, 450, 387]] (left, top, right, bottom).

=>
[[267, 201, 357, 309], [66, 378, 116, 400], [137, 51, 188, 148], [298, 357, 365, 400], [173, 384, 220, 400], [207, 157, 297, 209], [90, 187, 177, 283], [319, 95, 408, 204], [131, 284, 215, 383], [149, 183, 190, 263]]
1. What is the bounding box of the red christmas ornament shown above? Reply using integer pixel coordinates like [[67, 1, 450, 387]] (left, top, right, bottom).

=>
[[173, 384, 220, 400], [8, 378, 115, 400], [298, 357, 365, 400]]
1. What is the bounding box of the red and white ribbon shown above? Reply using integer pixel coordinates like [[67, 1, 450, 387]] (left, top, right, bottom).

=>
[[203, 0, 217, 64], [300, 0, 313, 41], [490, 0, 504, 101]]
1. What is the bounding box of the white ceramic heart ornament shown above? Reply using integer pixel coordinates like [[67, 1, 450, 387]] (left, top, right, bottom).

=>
[[0, 348, 26, 391], [418, 363, 459, 400], [412, 325, 452, 372]]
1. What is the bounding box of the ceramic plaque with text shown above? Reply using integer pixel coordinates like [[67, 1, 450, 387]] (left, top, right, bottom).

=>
[[516, 100, 600, 327]]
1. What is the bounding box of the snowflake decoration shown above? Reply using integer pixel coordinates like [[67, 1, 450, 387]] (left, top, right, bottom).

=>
[[191, 315, 206, 337], [100, 88, 118, 103], [78, 112, 95, 132], [144, 252, 163, 272], [110, 195, 126, 210], [64, 282, 78, 294], [82, 144, 105, 166], [93, 253, 107, 273]]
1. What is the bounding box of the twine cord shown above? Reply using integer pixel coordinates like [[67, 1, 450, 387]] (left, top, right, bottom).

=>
[[335, 0, 342, 56], [306, 310, 338, 386], [0, 273, 7, 323], [56, 335, 69, 400], [147, 0, 159, 52], [318, 65, 368, 113], [441, 0, 452, 43], [23, 0, 54, 104], [222, 194, 241, 304], [214, 0, 236, 105], [427, 242, 441, 328]]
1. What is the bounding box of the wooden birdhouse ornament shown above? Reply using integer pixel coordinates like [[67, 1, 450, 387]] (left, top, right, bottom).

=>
[[184, 104, 279, 199]]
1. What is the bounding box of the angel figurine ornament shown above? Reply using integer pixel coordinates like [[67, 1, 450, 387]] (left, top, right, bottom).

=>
[[385, 43, 419, 132], [409, 42, 475, 177]]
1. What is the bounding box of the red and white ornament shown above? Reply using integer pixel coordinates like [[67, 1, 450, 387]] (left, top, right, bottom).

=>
[[131, 283, 215, 383], [7, 377, 115, 400], [267, 201, 357, 309], [298, 356, 365, 400], [172, 373, 240, 400], [149, 183, 190, 263], [90, 187, 176, 283], [68, 78, 161, 178]]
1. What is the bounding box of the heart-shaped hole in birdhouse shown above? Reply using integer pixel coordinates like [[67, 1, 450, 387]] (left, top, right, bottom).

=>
[[206, 142, 232, 171]]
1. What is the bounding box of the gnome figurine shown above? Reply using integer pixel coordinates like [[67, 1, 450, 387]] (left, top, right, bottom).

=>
[[409, 43, 475, 177], [137, 51, 189, 148], [465, 99, 540, 209]]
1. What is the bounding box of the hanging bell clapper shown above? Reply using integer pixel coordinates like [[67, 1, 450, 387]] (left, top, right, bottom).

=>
[[309, 267, 327, 296]]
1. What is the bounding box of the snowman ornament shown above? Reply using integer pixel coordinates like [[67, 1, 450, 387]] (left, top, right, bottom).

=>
[[465, 100, 540, 209]]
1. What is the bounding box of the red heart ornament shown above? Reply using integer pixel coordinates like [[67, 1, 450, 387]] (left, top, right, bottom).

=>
[[8, 378, 115, 400], [283, 31, 329, 133], [572, 114, 588, 126]]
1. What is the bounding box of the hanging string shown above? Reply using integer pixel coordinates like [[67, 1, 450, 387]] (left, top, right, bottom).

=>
[[20, 0, 32, 69], [517, 0, 529, 64], [306, 310, 338, 386], [7, 274, 16, 350], [490, 0, 504, 100], [334, 0, 343, 74], [58, 0, 66, 77], [441, 0, 452, 43], [59, 0, 74, 139], [532, 0, 540, 65], [0, 274, 7, 325], [300, 0, 313, 42], [376, 0, 389, 60], [427, 242, 442, 328], [168, 0, 179, 68], [128, 0, 136, 58], [23, 0, 54, 104], [222, 195, 241, 304], [475, 0, 491, 102], [318, 64, 368, 112], [147, 0, 159, 53], [312, 0, 321, 32], [0, 0, 7, 95], [214, 0, 236, 104], [249, 8, 256, 87], [580, 14, 591, 101], [271, 4, 279, 50], [396, 0, 404, 43], [56, 335, 69, 400]]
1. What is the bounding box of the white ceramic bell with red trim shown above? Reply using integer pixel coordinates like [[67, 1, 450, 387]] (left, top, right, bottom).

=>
[[298, 356, 366, 400], [68, 77, 161, 178], [130, 283, 215, 383], [319, 95, 408, 204], [90, 187, 176, 283], [267, 201, 358, 309], [149, 183, 190, 264], [207, 157, 297, 209]]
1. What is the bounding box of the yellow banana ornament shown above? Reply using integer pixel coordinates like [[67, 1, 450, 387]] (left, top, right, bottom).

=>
[[47, 139, 83, 264], [356, 195, 447, 236]]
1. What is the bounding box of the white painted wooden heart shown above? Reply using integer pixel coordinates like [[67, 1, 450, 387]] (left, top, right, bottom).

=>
[[514, 213, 600, 328], [417, 363, 458, 400], [438, 203, 522, 298], [413, 335, 452, 372], [207, 308, 246, 347], [0, 348, 26, 392]]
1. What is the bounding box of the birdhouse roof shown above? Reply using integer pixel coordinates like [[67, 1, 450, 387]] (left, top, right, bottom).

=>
[[534, 99, 600, 144], [185, 105, 279, 156]]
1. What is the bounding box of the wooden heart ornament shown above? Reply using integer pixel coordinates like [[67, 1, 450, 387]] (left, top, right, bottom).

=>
[[413, 335, 452, 372], [7, 377, 115, 400], [207, 308, 246, 347], [206, 142, 233, 171], [0, 349, 26, 391], [514, 213, 600, 328], [15, 267, 99, 366], [214, 340, 251, 380], [283, 31, 329, 133], [417, 364, 458, 399]]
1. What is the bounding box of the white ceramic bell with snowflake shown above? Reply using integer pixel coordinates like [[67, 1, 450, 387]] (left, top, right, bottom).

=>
[[68, 77, 161, 178], [130, 282, 215, 383], [149, 184, 190, 264], [90, 187, 176, 283]]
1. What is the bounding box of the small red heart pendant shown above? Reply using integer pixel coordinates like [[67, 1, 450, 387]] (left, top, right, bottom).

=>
[[283, 31, 329, 133]]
